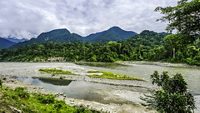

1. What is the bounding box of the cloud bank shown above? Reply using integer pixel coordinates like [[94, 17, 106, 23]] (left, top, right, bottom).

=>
[[0, 0, 176, 39]]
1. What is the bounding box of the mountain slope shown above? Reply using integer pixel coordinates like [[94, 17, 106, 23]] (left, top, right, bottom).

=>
[[26, 29, 82, 43], [13, 29, 83, 47], [12, 27, 137, 47], [85, 26, 137, 42], [36, 29, 82, 42], [0, 30, 167, 62], [0, 38, 16, 49]]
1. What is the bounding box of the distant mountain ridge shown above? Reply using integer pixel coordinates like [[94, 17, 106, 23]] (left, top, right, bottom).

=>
[[3, 27, 169, 49], [12, 26, 137, 47], [0, 38, 16, 49]]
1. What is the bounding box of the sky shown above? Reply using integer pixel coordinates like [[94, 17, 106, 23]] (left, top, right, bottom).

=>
[[0, 0, 177, 39]]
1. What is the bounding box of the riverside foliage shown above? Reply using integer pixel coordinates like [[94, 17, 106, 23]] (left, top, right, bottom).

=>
[[0, 85, 100, 113], [143, 71, 195, 113]]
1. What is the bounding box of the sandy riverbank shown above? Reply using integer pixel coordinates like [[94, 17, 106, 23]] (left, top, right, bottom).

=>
[[0, 62, 157, 113], [1, 62, 199, 113]]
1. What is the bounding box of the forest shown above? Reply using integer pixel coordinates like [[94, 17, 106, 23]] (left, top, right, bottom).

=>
[[0, 0, 200, 66]]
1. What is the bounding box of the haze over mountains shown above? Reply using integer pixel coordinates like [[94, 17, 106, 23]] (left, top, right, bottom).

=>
[[0, 26, 161, 49]]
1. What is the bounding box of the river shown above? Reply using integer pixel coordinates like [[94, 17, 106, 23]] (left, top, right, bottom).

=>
[[0, 62, 199, 112]]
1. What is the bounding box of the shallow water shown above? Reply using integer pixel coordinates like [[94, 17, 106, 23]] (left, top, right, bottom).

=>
[[17, 77, 139, 105], [82, 62, 200, 95]]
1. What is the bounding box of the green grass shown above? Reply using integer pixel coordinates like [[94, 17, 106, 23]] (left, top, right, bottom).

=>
[[39, 68, 74, 75], [0, 86, 100, 113], [87, 71, 144, 81]]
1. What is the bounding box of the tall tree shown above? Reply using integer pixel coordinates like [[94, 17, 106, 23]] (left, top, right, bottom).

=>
[[155, 0, 200, 40]]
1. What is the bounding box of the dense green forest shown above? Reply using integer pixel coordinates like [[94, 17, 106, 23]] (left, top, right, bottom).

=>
[[0, 30, 166, 62], [0, 0, 199, 65]]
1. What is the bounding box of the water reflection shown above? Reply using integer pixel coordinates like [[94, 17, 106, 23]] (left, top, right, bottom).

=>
[[34, 77, 72, 86], [17, 77, 134, 104]]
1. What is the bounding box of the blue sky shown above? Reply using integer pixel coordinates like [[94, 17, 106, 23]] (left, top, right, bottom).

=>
[[0, 0, 176, 39]]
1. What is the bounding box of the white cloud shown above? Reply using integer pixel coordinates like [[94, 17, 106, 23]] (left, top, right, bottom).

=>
[[0, 0, 176, 39]]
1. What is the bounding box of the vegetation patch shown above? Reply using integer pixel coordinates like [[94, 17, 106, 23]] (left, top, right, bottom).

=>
[[0, 85, 100, 113], [39, 68, 74, 75], [143, 71, 195, 113], [87, 71, 144, 81]]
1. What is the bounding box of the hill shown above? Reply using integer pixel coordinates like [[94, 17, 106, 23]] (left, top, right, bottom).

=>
[[84, 26, 137, 42], [13, 27, 137, 47], [0, 38, 16, 49]]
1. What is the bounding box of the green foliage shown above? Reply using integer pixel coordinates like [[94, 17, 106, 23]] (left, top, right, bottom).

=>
[[39, 68, 74, 75], [144, 71, 195, 113], [87, 71, 143, 81], [155, 0, 200, 38], [0, 28, 200, 65], [37, 94, 55, 104], [0, 86, 100, 113], [14, 87, 30, 99], [0, 30, 167, 63]]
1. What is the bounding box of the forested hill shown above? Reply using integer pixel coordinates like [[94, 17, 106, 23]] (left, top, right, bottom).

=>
[[12, 26, 137, 48], [84, 26, 137, 42], [0, 28, 200, 66], [1, 0, 200, 66], [0, 30, 167, 62], [13, 29, 83, 47]]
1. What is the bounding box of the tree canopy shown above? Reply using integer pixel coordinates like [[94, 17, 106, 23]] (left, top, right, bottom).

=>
[[155, 0, 200, 39]]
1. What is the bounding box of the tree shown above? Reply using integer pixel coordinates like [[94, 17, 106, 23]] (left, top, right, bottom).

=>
[[155, 0, 200, 40], [164, 34, 192, 61], [144, 71, 195, 113]]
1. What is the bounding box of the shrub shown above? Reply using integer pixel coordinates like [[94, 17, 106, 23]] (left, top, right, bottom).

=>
[[143, 71, 195, 113], [15, 87, 30, 99], [37, 94, 55, 104]]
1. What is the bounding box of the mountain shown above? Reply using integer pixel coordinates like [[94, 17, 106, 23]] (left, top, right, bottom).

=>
[[0, 38, 16, 49], [12, 27, 137, 47], [85, 26, 137, 42], [36, 29, 82, 42], [13, 29, 83, 47], [0, 30, 168, 62], [7, 37, 27, 43]]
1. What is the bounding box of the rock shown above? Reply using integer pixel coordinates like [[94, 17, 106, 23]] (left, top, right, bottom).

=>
[[9, 106, 22, 113]]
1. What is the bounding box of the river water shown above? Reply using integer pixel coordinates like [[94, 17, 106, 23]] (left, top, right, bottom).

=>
[[82, 62, 200, 95], [0, 62, 199, 112]]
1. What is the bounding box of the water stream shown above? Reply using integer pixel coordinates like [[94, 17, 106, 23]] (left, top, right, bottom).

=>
[[0, 62, 200, 112]]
